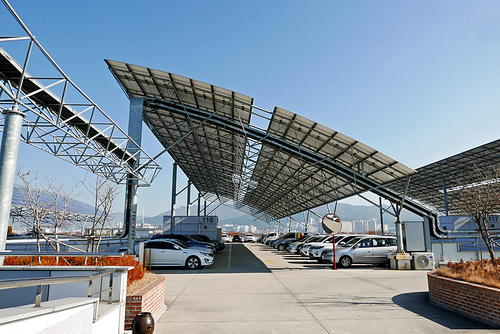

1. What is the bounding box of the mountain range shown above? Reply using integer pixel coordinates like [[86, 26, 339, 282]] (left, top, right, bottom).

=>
[[110, 202, 420, 229]]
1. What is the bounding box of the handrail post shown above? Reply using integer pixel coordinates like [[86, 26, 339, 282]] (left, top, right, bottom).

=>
[[108, 272, 113, 304], [88, 280, 93, 298], [35, 285, 42, 307]]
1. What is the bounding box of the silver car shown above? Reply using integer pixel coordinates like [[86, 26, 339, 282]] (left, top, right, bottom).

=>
[[309, 235, 358, 262], [322, 236, 397, 267], [142, 239, 214, 269]]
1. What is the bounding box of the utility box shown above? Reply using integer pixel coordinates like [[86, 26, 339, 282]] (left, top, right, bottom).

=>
[[411, 252, 435, 270], [163, 216, 218, 240], [402, 221, 428, 252], [390, 253, 413, 270]]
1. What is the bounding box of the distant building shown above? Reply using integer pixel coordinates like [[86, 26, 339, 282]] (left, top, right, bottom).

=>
[[367, 219, 376, 233], [354, 221, 365, 233], [341, 221, 353, 233]]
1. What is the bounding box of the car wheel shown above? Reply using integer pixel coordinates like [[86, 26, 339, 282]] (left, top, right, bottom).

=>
[[186, 256, 201, 269], [278, 244, 285, 251], [339, 256, 352, 268]]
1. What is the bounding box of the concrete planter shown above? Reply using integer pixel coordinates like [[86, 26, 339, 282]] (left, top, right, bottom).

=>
[[428, 271, 500, 328], [125, 274, 166, 330]]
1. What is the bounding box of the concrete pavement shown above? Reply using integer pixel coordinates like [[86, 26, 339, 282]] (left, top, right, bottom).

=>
[[151, 243, 495, 334]]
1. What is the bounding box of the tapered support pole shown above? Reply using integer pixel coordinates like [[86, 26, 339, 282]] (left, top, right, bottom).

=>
[[379, 197, 385, 236], [170, 162, 177, 233], [123, 98, 143, 254], [0, 107, 25, 264], [395, 219, 404, 253], [186, 180, 191, 216]]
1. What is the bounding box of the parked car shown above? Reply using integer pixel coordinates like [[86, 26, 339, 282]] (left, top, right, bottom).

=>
[[150, 233, 215, 252], [245, 234, 257, 242], [308, 235, 358, 262], [222, 234, 230, 242], [142, 239, 214, 269], [262, 232, 278, 244], [322, 236, 398, 267], [287, 234, 325, 254], [272, 232, 308, 250], [190, 234, 225, 251], [232, 234, 242, 242], [286, 235, 324, 253], [299, 235, 332, 256]]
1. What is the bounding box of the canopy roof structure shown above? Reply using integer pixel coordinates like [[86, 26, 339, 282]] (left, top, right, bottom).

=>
[[107, 60, 417, 222], [388, 139, 500, 215]]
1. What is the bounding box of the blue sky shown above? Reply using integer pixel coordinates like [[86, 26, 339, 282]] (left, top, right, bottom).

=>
[[2, 1, 500, 217]]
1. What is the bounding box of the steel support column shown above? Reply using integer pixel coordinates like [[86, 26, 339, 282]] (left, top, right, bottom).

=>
[[197, 195, 201, 217], [379, 197, 385, 235], [442, 181, 449, 216], [186, 180, 191, 216], [0, 106, 25, 264], [394, 204, 405, 253], [170, 162, 177, 234], [123, 98, 143, 254]]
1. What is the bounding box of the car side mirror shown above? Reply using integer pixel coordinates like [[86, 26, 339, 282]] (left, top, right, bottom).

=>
[[174, 245, 180, 250], [338, 242, 345, 246]]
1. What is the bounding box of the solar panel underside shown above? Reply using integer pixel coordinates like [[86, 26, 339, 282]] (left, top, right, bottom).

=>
[[107, 60, 416, 221]]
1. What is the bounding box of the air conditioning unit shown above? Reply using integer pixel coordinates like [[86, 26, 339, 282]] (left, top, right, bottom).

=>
[[412, 253, 435, 270]]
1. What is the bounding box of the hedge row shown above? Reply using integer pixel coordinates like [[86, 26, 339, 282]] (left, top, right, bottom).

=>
[[4, 255, 147, 286]]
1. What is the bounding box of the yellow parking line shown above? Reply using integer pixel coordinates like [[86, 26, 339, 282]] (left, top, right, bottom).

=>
[[266, 260, 274, 265], [227, 244, 232, 270]]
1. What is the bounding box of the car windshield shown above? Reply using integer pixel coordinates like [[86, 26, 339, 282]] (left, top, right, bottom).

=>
[[341, 237, 362, 247], [194, 235, 212, 242], [313, 235, 326, 242], [186, 235, 202, 242], [167, 239, 189, 248]]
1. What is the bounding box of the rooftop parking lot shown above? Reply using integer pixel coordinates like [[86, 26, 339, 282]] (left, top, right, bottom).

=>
[[149, 243, 496, 334]]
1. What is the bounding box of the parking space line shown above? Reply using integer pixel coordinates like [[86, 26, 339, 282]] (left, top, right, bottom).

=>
[[227, 244, 232, 270]]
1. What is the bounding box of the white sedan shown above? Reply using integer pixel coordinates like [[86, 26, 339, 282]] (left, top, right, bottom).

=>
[[142, 239, 214, 269]]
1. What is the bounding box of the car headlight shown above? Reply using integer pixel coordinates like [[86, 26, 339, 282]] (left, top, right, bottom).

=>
[[201, 252, 213, 257]]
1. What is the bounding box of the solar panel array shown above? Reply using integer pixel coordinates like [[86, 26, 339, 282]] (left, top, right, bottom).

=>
[[388, 139, 500, 215], [107, 60, 417, 221]]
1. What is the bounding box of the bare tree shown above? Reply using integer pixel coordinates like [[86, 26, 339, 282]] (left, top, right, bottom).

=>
[[46, 179, 80, 252], [79, 176, 118, 252], [16, 168, 54, 252], [455, 165, 500, 267]]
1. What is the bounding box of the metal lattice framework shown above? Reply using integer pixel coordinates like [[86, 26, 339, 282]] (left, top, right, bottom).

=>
[[0, 3, 161, 185], [388, 139, 500, 215], [107, 60, 419, 222]]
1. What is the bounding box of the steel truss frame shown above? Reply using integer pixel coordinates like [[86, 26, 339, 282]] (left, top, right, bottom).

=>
[[0, 2, 161, 185]]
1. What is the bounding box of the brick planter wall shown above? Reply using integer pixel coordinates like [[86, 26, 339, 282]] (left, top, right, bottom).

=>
[[125, 274, 166, 330], [428, 271, 500, 328]]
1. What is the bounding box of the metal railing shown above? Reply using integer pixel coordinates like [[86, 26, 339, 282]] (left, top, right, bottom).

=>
[[0, 268, 115, 308], [0, 251, 126, 320]]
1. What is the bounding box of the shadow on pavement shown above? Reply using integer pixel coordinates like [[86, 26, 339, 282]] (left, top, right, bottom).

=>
[[153, 243, 271, 274], [392, 291, 494, 330]]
